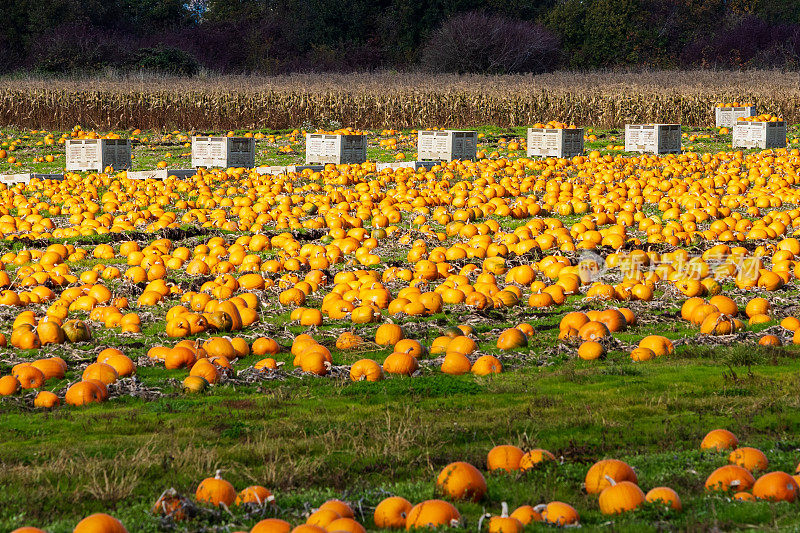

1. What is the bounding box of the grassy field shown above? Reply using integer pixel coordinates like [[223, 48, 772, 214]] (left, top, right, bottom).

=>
[[1, 70, 800, 131], [1, 122, 800, 532]]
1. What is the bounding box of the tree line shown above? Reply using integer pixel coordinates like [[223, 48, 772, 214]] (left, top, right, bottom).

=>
[[2, 0, 799, 75]]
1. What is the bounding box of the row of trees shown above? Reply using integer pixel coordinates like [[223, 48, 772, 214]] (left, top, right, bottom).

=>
[[2, 0, 800, 74]]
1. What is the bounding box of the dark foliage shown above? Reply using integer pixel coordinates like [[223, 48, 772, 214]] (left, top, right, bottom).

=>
[[681, 14, 800, 68], [419, 11, 560, 74], [1, 0, 799, 74]]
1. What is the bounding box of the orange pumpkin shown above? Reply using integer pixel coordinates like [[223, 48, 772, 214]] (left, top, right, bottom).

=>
[[196, 471, 236, 507], [405, 500, 460, 530], [374, 496, 413, 529], [487, 445, 524, 472], [436, 461, 487, 501]]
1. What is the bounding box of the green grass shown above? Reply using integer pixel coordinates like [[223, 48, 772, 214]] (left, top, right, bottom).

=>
[[3, 329, 800, 531]]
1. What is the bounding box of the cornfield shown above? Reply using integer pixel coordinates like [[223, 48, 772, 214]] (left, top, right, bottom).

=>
[[2, 70, 800, 131]]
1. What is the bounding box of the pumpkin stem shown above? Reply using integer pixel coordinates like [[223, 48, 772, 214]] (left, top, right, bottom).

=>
[[500, 502, 509, 518], [604, 475, 617, 486], [533, 503, 547, 513], [214, 469, 223, 479], [477, 512, 489, 531]]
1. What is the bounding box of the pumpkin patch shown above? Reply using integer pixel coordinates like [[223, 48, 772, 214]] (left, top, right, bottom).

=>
[[2, 120, 800, 531]]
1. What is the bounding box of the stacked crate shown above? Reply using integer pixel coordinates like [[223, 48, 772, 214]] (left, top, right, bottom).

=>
[[375, 161, 438, 171], [126, 169, 196, 180], [418, 130, 478, 161], [624, 124, 681, 154], [0, 173, 63, 185], [526, 128, 584, 158], [715, 106, 757, 128], [732, 121, 786, 149], [66, 139, 132, 172], [192, 137, 256, 168], [305, 134, 367, 165]]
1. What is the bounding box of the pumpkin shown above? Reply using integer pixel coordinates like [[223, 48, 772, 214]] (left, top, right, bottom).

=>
[[630, 347, 655, 362], [638, 335, 674, 356], [73, 513, 128, 533], [36, 320, 64, 345], [441, 352, 471, 375], [729, 447, 768, 472], [320, 499, 355, 519], [578, 341, 605, 360], [350, 359, 383, 382], [405, 500, 460, 530], [733, 491, 755, 501], [578, 321, 610, 341], [497, 328, 527, 350], [300, 350, 331, 376], [645, 487, 682, 511], [235, 485, 274, 505], [487, 445, 524, 472], [436, 461, 487, 501], [196, 471, 236, 507], [540, 501, 579, 526], [394, 339, 425, 358], [31, 357, 66, 380], [374, 496, 413, 529], [376, 324, 405, 345], [752, 471, 799, 502], [253, 337, 281, 355], [11, 528, 47, 533], [336, 332, 363, 350], [585, 459, 637, 494], [705, 465, 755, 492], [62, 319, 91, 343], [251, 519, 292, 533], [183, 375, 209, 393], [65, 381, 103, 406], [12, 364, 44, 389], [471, 355, 502, 376], [701, 429, 739, 451], [291, 525, 326, 533], [709, 295, 738, 316], [488, 503, 522, 533], [82, 362, 119, 385], [598, 479, 645, 515], [383, 352, 419, 376], [326, 518, 365, 533], [759, 334, 781, 346], [509, 505, 541, 525], [152, 488, 187, 520], [745, 297, 770, 318], [446, 335, 477, 356], [189, 359, 221, 383], [204, 337, 236, 359], [166, 347, 197, 370], [33, 390, 60, 408], [206, 311, 234, 332], [519, 449, 556, 471], [307, 509, 341, 528]]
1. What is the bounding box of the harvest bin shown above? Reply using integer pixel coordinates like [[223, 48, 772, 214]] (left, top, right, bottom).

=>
[[305, 134, 367, 165], [126, 169, 196, 180], [0, 173, 63, 185], [418, 130, 478, 161], [715, 106, 756, 128], [66, 139, 132, 172], [732, 121, 786, 149], [624, 124, 681, 154], [526, 128, 584, 158], [192, 136, 255, 168]]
